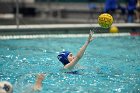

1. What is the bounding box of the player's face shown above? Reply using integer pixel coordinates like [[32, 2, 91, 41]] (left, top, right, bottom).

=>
[[68, 53, 74, 62]]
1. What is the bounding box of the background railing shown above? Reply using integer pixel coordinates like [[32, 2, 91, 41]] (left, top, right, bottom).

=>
[[0, 0, 137, 26]]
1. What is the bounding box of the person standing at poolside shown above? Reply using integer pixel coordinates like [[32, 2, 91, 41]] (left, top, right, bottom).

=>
[[127, 0, 137, 22], [136, 0, 140, 22], [57, 31, 94, 70], [104, 0, 118, 14]]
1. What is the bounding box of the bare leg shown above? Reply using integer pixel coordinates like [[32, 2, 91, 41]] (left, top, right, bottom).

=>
[[33, 74, 45, 91], [136, 11, 140, 22]]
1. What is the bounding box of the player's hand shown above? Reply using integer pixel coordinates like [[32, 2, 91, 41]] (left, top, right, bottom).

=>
[[87, 30, 94, 43]]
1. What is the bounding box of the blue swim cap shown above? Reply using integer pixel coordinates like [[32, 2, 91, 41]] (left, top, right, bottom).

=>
[[57, 51, 70, 66]]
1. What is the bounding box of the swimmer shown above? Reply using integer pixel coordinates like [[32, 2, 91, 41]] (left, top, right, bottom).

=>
[[0, 74, 45, 93], [0, 81, 13, 93], [57, 31, 94, 70]]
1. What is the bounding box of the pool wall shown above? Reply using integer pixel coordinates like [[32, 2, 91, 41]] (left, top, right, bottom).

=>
[[0, 23, 139, 35]]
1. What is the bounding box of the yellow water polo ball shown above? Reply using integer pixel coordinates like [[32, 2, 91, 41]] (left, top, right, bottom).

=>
[[109, 26, 119, 33], [98, 13, 113, 28]]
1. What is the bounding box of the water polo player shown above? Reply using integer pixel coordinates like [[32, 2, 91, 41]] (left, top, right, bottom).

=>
[[0, 81, 13, 93], [57, 31, 94, 70]]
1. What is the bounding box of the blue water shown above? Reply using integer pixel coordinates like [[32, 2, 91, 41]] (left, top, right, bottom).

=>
[[0, 36, 140, 93]]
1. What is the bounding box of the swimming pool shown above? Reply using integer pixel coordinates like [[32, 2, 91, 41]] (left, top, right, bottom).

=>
[[0, 36, 140, 93]]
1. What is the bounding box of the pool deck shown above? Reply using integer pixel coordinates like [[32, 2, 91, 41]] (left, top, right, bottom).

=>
[[0, 23, 139, 36], [0, 23, 140, 29]]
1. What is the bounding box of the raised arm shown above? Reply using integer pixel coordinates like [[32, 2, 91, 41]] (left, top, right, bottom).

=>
[[33, 74, 45, 91], [64, 31, 94, 69]]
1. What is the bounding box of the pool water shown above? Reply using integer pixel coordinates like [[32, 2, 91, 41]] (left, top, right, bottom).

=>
[[0, 36, 140, 93]]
